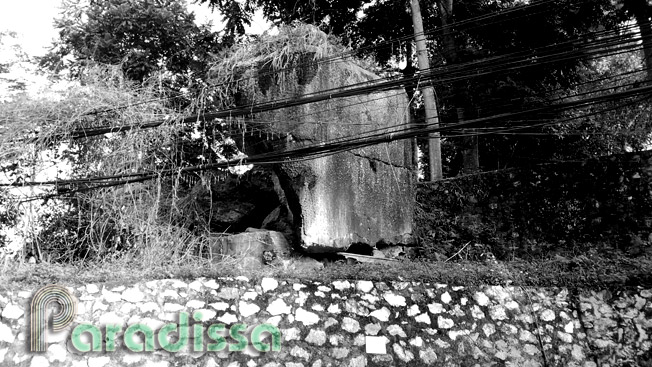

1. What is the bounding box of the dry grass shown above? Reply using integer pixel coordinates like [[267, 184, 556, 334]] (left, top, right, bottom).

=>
[[207, 23, 348, 109], [1, 255, 651, 292], [0, 63, 222, 272]]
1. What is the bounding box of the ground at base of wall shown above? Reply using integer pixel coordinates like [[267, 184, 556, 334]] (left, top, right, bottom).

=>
[[2, 253, 651, 292]]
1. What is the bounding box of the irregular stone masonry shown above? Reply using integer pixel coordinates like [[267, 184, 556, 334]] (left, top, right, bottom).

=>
[[0, 278, 650, 366]]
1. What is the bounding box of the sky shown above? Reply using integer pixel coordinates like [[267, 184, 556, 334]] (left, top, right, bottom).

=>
[[0, 0, 270, 58]]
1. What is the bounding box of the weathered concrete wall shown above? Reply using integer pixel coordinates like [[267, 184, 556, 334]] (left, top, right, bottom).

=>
[[1, 278, 651, 366], [260, 59, 415, 251]]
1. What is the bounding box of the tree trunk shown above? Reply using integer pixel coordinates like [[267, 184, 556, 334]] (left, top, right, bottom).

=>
[[411, 0, 443, 181]]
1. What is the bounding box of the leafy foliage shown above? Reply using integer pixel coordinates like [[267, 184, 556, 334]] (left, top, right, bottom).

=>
[[416, 150, 652, 261], [41, 0, 222, 94]]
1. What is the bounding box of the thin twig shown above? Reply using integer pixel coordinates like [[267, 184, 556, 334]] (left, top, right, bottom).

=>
[[521, 286, 549, 367], [445, 241, 472, 262]]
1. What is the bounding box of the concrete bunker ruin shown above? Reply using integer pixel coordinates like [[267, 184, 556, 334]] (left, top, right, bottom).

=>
[[206, 25, 416, 262]]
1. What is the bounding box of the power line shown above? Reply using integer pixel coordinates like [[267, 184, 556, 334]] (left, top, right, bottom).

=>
[[6, 83, 652, 193]]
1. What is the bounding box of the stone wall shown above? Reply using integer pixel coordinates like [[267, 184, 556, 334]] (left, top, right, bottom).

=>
[[1, 278, 650, 366], [416, 150, 652, 259]]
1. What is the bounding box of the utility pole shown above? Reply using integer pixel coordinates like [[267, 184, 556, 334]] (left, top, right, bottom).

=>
[[410, 0, 443, 181]]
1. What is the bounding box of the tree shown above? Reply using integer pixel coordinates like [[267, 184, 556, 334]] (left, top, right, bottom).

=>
[[41, 0, 222, 93]]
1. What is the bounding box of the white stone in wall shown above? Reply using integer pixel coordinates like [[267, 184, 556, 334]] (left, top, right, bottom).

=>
[[242, 291, 257, 301], [311, 304, 324, 312], [330, 334, 342, 345], [557, 331, 573, 343], [86, 284, 99, 293], [332, 347, 350, 359], [471, 305, 485, 319], [449, 329, 470, 341], [120, 303, 136, 314], [290, 346, 311, 360], [383, 292, 406, 307], [261, 278, 278, 292], [437, 316, 454, 329], [342, 317, 360, 333], [239, 301, 260, 317], [203, 279, 219, 290], [88, 356, 110, 367], [194, 309, 217, 321], [348, 355, 366, 367], [410, 336, 423, 347], [99, 312, 125, 327], [474, 292, 490, 306], [571, 344, 585, 360], [102, 288, 122, 303], [296, 291, 308, 306], [420, 347, 438, 364], [29, 356, 48, 367], [523, 343, 539, 355], [185, 300, 205, 309], [267, 299, 291, 315], [1, 304, 22, 319], [327, 303, 341, 314], [217, 287, 239, 300], [415, 313, 431, 324], [387, 324, 406, 337], [317, 285, 331, 292], [324, 317, 338, 329], [138, 318, 165, 331], [393, 343, 414, 362], [218, 312, 238, 324], [0, 323, 14, 343], [209, 302, 229, 311], [441, 292, 452, 304], [14, 353, 29, 364], [361, 294, 379, 303], [407, 304, 420, 316], [0, 348, 7, 364], [370, 307, 390, 322], [188, 280, 202, 292], [489, 305, 507, 320], [266, 316, 282, 326], [366, 335, 389, 354], [314, 291, 326, 298], [295, 308, 319, 326], [305, 329, 326, 345], [161, 289, 179, 299], [356, 281, 374, 293], [541, 309, 555, 321], [47, 344, 67, 363], [283, 327, 300, 341], [163, 303, 184, 312], [332, 280, 351, 290], [505, 300, 519, 310], [92, 300, 108, 312], [428, 303, 444, 314], [519, 329, 537, 343], [122, 287, 145, 302], [483, 323, 496, 337], [122, 353, 143, 365]]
